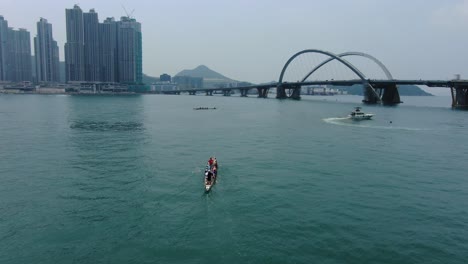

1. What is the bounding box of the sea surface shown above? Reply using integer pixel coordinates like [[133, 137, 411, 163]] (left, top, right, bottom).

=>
[[0, 93, 467, 264]]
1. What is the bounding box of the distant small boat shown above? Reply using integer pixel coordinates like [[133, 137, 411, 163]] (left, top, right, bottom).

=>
[[348, 107, 373, 120], [194, 107, 216, 110], [204, 157, 218, 192]]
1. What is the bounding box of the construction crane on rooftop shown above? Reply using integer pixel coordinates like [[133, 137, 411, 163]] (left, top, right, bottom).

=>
[[121, 5, 135, 19]]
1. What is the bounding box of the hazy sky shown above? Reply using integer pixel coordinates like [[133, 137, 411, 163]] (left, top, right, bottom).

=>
[[3, 0, 468, 84]]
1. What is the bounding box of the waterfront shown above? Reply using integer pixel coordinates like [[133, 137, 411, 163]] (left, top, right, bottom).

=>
[[1, 94, 467, 264]]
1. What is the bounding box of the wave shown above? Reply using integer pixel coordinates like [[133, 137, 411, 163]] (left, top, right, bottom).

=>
[[70, 120, 144, 132]]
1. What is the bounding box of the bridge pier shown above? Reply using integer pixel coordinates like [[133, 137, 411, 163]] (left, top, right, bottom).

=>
[[189, 91, 196, 95], [223, 90, 231, 96], [276, 85, 287, 99], [206, 90, 213, 96], [277, 84, 301, 100], [451, 83, 468, 108], [257, 87, 269, 98], [290, 86, 301, 100], [362, 83, 381, 104], [240, 88, 249, 97], [380, 84, 402, 105]]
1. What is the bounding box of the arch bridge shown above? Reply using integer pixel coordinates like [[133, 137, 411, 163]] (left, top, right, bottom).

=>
[[276, 49, 400, 104], [165, 49, 468, 107]]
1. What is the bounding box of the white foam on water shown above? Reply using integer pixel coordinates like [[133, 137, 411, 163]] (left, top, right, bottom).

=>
[[323, 117, 431, 131]]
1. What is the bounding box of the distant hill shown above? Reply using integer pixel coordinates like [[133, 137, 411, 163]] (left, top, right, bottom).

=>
[[398, 85, 433, 96], [332, 84, 433, 96], [175, 65, 232, 80], [142, 74, 160, 84], [142, 65, 253, 88], [173, 65, 252, 88]]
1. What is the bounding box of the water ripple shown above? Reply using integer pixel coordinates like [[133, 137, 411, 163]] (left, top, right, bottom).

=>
[[70, 120, 144, 132], [58, 195, 116, 201]]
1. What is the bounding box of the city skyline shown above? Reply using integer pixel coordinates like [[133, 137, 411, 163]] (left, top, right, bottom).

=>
[[64, 5, 142, 84], [0, 6, 143, 85], [2, 0, 468, 84]]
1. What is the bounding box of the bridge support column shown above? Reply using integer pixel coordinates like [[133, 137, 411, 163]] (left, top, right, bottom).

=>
[[189, 91, 196, 95], [240, 89, 249, 97], [290, 86, 301, 100], [206, 90, 213, 96], [277, 84, 301, 100], [276, 85, 287, 99], [257, 87, 269, 98], [362, 83, 381, 104], [451, 84, 468, 108], [381, 84, 401, 105], [223, 90, 231, 96]]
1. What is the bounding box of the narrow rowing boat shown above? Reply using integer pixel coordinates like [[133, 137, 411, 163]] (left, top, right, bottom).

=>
[[204, 157, 218, 192]]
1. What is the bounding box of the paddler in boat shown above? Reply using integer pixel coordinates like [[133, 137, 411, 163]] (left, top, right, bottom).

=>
[[208, 157, 214, 167], [205, 170, 213, 184], [213, 157, 218, 169]]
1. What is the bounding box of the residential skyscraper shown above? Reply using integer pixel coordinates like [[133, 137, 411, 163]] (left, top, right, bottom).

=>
[[0, 16, 8, 81], [34, 18, 59, 82], [99, 17, 118, 82], [8, 28, 32, 82], [64, 6, 143, 85], [65, 5, 84, 82], [52, 40, 60, 82], [83, 9, 100, 82], [118, 16, 142, 84]]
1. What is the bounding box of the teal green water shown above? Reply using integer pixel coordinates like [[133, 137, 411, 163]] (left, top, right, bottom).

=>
[[1, 94, 467, 264]]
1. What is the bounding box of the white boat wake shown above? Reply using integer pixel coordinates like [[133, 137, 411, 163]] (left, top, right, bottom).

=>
[[323, 117, 430, 131]]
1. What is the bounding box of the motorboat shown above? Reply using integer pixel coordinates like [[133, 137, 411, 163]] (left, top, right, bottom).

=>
[[204, 157, 218, 192], [348, 107, 373, 120]]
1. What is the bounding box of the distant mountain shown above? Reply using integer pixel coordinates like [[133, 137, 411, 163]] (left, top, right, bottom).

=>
[[175, 65, 232, 80], [172, 65, 253, 88], [398, 85, 433, 96], [331, 84, 433, 96], [142, 74, 160, 84], [142, 65, 246, 87]]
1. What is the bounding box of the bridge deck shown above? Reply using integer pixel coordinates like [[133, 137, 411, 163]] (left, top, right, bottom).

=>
[[169, 79, 466, 94]]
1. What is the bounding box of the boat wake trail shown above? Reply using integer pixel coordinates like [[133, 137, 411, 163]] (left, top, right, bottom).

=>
[[323, 117, 430, 131]]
